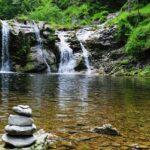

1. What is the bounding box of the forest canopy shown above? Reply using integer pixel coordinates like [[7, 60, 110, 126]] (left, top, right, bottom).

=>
[[0, 0, 127, 26]]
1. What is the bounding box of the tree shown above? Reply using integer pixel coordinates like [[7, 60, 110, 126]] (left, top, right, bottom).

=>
[[128, 0, 132, 12]]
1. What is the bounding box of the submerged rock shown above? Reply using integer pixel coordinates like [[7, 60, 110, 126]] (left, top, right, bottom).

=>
[[2, 134, 36, 148], [92, 124, 120, 136]]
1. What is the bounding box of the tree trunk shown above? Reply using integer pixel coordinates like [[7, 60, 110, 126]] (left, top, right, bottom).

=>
[[128, 0, 131, 12]]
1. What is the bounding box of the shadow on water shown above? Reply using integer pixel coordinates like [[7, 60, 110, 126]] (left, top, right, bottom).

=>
[[0, 74, 150, 148]]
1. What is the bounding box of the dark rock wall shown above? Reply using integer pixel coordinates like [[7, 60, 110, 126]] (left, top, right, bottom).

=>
[[0, 20, 59, 73], [0, 19, 130, 74]]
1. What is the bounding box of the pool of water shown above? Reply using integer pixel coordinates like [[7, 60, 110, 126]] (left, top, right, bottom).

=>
[[0, 73, 150, 149]]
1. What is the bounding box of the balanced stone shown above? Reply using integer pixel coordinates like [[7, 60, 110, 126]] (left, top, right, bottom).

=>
[[5, 124, 36, 136], [2, 134, 36, 148], [8, 115, 33, 126], [2, 105, 37, 148], [13, 105, 32, 117]]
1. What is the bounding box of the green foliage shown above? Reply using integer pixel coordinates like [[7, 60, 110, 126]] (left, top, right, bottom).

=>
[[0, 0, 41, 19], [125, 22, 150, 56], [140, 65, 150, 76], [108, 3, 150, 57], [92, 11, 109, 23], [126, 65, 150, 76], [0, 0, 126, 27], [28, 0, 62, 24], [120, 59, 130, 65]]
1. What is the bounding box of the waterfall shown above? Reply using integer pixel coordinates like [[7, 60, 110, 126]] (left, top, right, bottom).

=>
[[57, 31, 76, 73], [79, 42, 91, 73], [0, 21, 11, 72], [32, 22, 51, 73], [76, 29, 92, 73]]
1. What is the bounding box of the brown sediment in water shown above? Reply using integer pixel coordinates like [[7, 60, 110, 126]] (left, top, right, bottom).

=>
[[0, 74, 150, 149]]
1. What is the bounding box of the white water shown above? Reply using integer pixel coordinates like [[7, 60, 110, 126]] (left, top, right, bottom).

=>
[[79, 42, 91, 73], [0, 21, 11, 72], [32, 22, 51, 73], [57, 31, 76, 73], [76, 29, 92, 73]]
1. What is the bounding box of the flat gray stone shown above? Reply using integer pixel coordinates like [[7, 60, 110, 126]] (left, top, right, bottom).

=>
[[13, 105, 32, 117], [2, 134, 36, 148], [5, 124, 36, 136], [8, 115, 33, 126]]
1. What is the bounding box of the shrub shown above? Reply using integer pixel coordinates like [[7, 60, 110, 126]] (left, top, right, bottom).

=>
[[125, 22, 150, 56]]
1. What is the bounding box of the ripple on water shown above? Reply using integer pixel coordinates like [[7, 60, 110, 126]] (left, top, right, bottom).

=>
[[0, 74, 150, 148]]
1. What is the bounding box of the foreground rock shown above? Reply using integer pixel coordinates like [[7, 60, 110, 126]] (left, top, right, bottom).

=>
[[0, 129, 59, 150], [8, 115, 33, 126], [2, 105, 36, 148], [13, 105, 32, 117], [92, 124, 120, 136], [5, 124, 36, 136], [2, 134, 36, 148]]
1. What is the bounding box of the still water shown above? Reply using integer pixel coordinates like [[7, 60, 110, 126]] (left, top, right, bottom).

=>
[[0, 73, 150, 149]]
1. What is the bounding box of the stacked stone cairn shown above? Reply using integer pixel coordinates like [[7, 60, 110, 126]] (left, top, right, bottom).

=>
[[2, 105, 36, 148]]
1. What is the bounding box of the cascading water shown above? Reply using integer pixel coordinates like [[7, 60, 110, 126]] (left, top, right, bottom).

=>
[[79, 42, 91, 73], [76, 29, 92, 73], [0, 21, 11, 72], [32, 22, 51, 73], [57, 31, 76, 73]]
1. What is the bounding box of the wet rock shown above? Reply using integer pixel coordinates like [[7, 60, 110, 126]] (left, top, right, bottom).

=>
[[85, 25, 118, 48], [8, 115, 33, 126], [57, 141, 75, 149], [0, 20, 58, 73], [43, 31, 50, 38], [44, 24, 53, 32], [92, 124, 120, 136], [37, 21, 45, 31], [13, 105, 32, 117], [34, 129, 58, 150], [22, 47, 49, 73], [2, 134, 36, 148], [5, 124, 36, 136], [131, 144, 140, 150]]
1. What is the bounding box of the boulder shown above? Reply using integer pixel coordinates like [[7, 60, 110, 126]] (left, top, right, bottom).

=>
[[2, 134, 36, 148], [5, 124, 36, 136], [8, 115, 33, 126], [13, 105, 32, 117]]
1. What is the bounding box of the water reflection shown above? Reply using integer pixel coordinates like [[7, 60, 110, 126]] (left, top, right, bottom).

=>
[[0, 73, 10, 127], [58, 74, 93, 121], [0, 74, 150, 147], [30, 74, 45, 104], [1, 74, 10, 102]]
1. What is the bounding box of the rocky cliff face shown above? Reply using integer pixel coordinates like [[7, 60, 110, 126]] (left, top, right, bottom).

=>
[[77, 25, 126, 75], [0, 20, 58, 73], [64, 25, 127, 75], [0, 19, 129, 74]]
